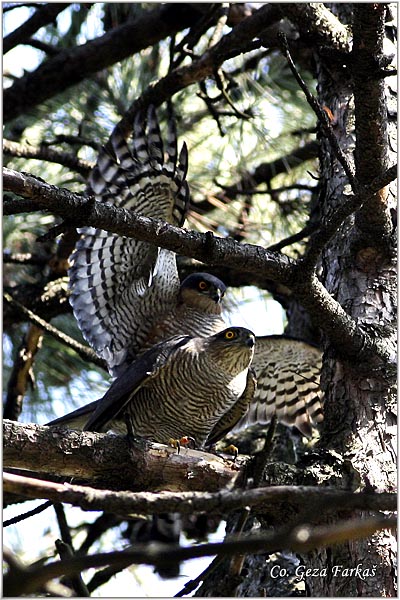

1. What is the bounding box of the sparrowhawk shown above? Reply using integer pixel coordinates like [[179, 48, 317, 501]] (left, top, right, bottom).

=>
[[68, 106, 323, 437], [49, 327, 256, 449]]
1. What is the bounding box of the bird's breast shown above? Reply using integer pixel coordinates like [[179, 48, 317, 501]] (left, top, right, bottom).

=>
[[125, 352, 246, 447], [227, 369, 249, 397]]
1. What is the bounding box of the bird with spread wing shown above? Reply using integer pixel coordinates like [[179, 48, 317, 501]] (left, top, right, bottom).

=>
[[68, 106, 323, 437]]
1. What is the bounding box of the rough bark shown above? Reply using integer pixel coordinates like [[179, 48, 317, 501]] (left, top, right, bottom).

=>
[[3, 167, 395, 367], [3, 138, 93, 176], [4, 4, 284, 125], [301, 4, 397, 597], [193, 5, 397, 598], [3, 4, 397, 596], [4, 472, 395, 516], [4, 513, 394, 597], [3, 420, 244, 494]]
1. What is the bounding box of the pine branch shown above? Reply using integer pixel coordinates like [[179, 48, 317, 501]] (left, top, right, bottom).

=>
[[279, 4, 351, 53], [3, 277, 71, 327], [279, 32, 357, 191], [108, 4, 283, 139], [194, 140, 319, 214], [4, 3, 70, 54], [3, 139, 93, 177], [3, 420, 244, 494], [3, 292, 106, 370], [3, 165, 396, 365], [4, 514, 395, 596], [3, 167, 295, 283], [4, 472, 396, 516], [299, 164, 397, 272], [3, 4, 200, 122]]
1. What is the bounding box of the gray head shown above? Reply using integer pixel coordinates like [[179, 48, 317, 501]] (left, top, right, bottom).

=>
[[206, 326, 255, 372], [179, 272, 226, 312]]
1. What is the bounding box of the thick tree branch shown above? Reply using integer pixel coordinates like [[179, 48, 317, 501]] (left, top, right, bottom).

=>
[[3, 139, 93, 177], [3, 420, 245, 493], [292, 273, 396, 367], [3, 3, 70, 54], [3, 167, 295, 283], [115, 3, 353, 141], [4, 514, 395, 596], [4, 166, 397, 366], [4, 472, 396, 517], [279, 3, 351, 53], [299, 164, 397, 272], [3, 4, 201, 122], [4, 5, 285, 126], [2, 195, 42, 214]]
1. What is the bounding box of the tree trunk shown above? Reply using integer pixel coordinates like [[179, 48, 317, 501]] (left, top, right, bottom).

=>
[[195, 5, 397, 598], [302, 4, 397, 596]]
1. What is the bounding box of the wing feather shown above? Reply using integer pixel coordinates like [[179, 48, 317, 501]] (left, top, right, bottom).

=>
[[68, 107, 190, 374], [84, 335, 190, 432], [235, 336, 324, 437]]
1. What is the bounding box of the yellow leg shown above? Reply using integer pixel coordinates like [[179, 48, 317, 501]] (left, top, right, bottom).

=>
[[168, 436, 196, 454]]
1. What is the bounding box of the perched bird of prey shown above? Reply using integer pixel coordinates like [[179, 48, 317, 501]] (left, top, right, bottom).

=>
[[68, 105, 323, 436], [49, 325, 255, 581], [49, 327, 256, 449]]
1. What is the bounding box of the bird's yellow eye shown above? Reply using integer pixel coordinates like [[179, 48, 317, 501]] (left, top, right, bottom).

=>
[[225, 330, 236, 340], [199, 281, 208, 290]]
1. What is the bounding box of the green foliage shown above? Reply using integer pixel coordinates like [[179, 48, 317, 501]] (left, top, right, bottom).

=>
[[4, 3, 319, 424], [3, 9, 323, 593]]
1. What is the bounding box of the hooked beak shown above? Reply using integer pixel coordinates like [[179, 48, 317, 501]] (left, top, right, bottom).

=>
[[211, 288, 224, 304], [246, 335, 255, 348]]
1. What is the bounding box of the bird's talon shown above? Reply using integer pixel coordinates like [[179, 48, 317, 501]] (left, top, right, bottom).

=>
[[168, 436, 196, 453], [169, 438, 181, 453], [223, 444, 239, 460], [180, 436, 196, 449]]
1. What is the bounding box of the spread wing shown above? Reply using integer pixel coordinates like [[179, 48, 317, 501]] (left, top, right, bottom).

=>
[[235, 336, 324, 437], [68, 106, 190, 374]]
